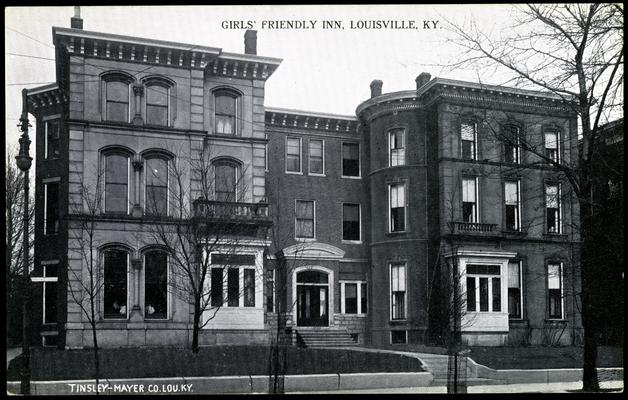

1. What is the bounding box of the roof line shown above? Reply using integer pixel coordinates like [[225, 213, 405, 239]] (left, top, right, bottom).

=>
[[265, 106, 357, 121]]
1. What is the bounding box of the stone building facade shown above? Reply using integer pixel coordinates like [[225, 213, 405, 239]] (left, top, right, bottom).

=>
[[26, 15, 582, 349]]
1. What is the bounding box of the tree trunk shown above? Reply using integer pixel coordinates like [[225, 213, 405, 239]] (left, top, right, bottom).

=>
[[192, 300, 201, 353], [580, 213, 600, 391]]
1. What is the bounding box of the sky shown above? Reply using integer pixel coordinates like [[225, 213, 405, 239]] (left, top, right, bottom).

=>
[[5, 5, 521, 160]]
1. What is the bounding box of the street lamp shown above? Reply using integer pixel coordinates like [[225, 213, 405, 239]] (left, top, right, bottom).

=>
[[15, 88, 32, 395]]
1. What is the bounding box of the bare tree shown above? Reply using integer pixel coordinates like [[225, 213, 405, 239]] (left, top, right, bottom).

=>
[[66, 165, 105, 391], [6, 148, 35, 346], [444, 4, 623, 390], [147, 142, 264, 353]]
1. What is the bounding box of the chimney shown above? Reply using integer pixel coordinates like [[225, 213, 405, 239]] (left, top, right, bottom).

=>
[[244, 30, 257, 55], [71, 6, 83, 29], [415, 72, 431, 90], [370, 80, 383, 98]]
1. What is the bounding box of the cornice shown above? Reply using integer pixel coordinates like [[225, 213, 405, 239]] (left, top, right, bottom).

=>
[[265, 108, 359, 134]]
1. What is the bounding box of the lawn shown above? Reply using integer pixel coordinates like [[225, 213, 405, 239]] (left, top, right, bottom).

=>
[[7, 346, 424, 381], [468, 345, 623, 370]]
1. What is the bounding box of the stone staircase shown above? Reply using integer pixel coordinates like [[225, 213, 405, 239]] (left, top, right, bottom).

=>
[[296, 328, 358, 348], [417, 353, 505, 387]]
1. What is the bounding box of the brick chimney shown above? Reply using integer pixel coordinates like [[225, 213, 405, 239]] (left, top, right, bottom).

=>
[[244, 30, 257, 55], [71, 6, 83, 29], [370, 80, 383, 98], [415, 72, 431, 89]]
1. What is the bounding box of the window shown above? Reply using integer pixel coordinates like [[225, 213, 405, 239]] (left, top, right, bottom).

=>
[[546, 183, 561, 234], [295, 200, 315, 239], [389, 128, 405, 166], [286, 137, 302, 173], [341, 281, 367, 314], [545, 130, 560, 163], [145, 156, 169, 216], [32, 264, 58, 325], [504, 181, 521, 231], [508, 261, 522, 319], [214, 161, 238, 202], [389, 183, 406, 232], [266, 269, 274, 312], [462, 177, 478, 223], [105, 80, 130, 122], [215, 92, 237, 135], [104, 153, 130, 214], [390, 262, 406, 320], [547, 263, 563, 319], [103, 249, 128, 319], [461, 121, 477, 160], [244, 269, 255, 307], [145, 84, 169, 126], [227, 268, 239, 307], [44, 181, 59, 235], [308, 139, 324, 175], [391, 330, 407, 344], [144, 251, 168, 319], [466, 264, 501, 312], [45, 120, 60, 159], [503, 125, 520, 164], [342, 203, 361, 241], [342, 142, 360, 177], [211, 268, 224, 307]]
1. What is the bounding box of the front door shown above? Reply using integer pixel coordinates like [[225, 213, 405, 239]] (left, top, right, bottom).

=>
[[297, 285, 329, 326]]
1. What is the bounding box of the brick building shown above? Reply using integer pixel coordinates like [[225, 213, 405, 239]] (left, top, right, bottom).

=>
[[25, 14, 582, 349]]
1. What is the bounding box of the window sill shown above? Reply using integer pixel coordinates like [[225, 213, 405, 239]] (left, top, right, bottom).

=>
[[340, 313, 367, 317], [342, 240, 363, 245], [308, 173, 326, 177], [341, 175, 362, 180], [387, 230, 408, 235], [285, 171, 304, 175], [295, 237, 316, 242]]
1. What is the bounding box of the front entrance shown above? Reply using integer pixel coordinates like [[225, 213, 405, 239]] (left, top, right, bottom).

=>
[[296, 270, 329, 327]]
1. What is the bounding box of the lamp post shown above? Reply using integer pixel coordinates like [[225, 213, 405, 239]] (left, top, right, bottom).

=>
[[15, 88, 32, 395]]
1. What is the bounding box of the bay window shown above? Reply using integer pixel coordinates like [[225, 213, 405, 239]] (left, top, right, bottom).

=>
[[466, 264, 501, 312], [389, 128, 405, 166], [390, 262, 406, 320], [389, 183, 406, 232]]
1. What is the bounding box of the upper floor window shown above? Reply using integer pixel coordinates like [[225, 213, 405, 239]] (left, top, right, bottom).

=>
[[504, 180, 521, 231], [342, 203, 361, 241], [389, 128, 405, 166], [545, 129, 560, 163], [462, 177, 478, 223], [45, 119, 60, 159], [214, 160, 239, 202], [295, 200, 315, 239], [103, 248, 129, 319], [286, 137, 302, 173], [503, 125, 520, 164], [545, 183, 561, 234], [308, 139, 324, 175], [44, 180, 60, 235], [547, 263, 563, 319], [389, 183, 406, 232], [144, 251, 168, 319], [145, 83, 170, 126], [461, 121, 477, 160], [104, 152, 130, 214], [214, 91, 238, 135], [31, 263, 59, 325], [342, 142, 360, 177], [105, 80, 131, 123], [145, 156, 169, 216]]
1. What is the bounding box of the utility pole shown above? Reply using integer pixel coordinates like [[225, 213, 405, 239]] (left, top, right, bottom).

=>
[[15, 88, 32, 395]]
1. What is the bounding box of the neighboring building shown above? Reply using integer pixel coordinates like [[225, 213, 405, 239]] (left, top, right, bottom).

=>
[[25, 14, 583, 349]]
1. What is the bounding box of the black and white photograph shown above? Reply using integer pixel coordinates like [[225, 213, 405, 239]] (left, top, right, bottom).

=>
[[4, 4, 623, 394]]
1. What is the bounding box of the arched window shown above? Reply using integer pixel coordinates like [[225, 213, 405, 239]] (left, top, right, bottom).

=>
[[214, 160, 239, 202], [102, 73, 133, 122], [103, 150, 131, 214], [143, 77, 174, 127], [214, 90, 239, 135], [102, 248, 129, 319], [144, 155, 169, 216], [144, 250, 168, 319]]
